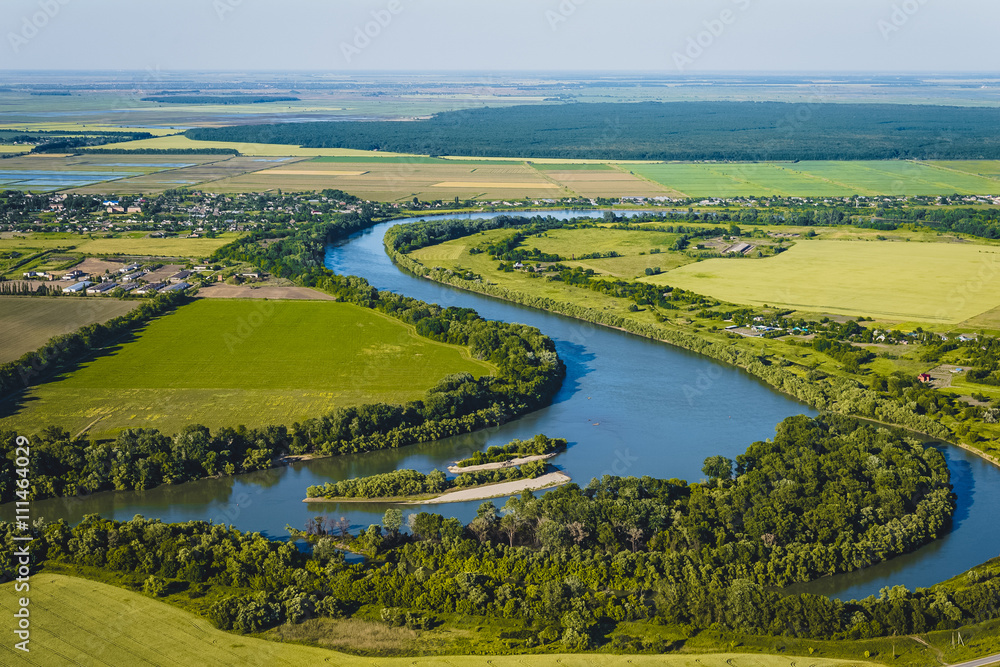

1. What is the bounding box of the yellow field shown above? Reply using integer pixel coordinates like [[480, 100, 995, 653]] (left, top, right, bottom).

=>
[[644, 239, 1000, 323], [0, 574, 877, 667], [90, 134, 422, 158]]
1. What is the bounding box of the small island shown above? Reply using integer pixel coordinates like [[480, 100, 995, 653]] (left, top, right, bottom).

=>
[[305, 435, 570, 504]]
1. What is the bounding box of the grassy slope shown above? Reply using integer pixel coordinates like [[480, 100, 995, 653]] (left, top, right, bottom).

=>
[[0, 299, 494, 437], [0, 296, 139, 363], [0, 573, 887, 667]]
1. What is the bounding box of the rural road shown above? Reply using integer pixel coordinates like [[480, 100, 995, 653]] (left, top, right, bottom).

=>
[[948, 653, 1000, 667]]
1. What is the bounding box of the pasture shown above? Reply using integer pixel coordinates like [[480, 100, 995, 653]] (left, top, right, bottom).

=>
[[643, 239, 1000, 323], [0, 299, 494, 437], [0, 574, 881, 667], [0, 296, 139, 363]]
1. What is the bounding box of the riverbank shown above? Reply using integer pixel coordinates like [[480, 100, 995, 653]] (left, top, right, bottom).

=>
[[303, 472, 572, 505], [386, 234, 1000, 474]]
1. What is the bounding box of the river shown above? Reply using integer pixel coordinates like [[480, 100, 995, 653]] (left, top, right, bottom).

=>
[[27, 210, 1000, 601]]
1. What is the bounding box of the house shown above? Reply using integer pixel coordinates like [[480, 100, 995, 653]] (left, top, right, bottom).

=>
[[119, 263, 141, 273], [63, 281, 92, 294], [22, 271, 49, 279], [86, 282, 117, 295], [160, 281, 190, 293], [918, 373, 932, 383], [958, 334, 978, 342], [169, 270, 192, 283], [62, 269, 86, 281]]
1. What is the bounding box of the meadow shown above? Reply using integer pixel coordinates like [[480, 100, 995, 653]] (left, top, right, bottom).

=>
[[0, 296, 139, 363], [643, 239, 1000, 323], [0, 299, 494, 437], [0, 574, 888, 667]]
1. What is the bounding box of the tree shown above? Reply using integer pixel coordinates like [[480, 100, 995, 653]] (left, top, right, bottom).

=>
[[382, 508, 403, 535], [702, 455, 734, 484]]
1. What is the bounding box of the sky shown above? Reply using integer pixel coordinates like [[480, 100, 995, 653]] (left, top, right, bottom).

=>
[[2, 0, 999, 72]]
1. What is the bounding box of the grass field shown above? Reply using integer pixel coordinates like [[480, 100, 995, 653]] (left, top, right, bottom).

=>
[[0, 299, 494, 437], [642, 239, 1000, 323], [631, 161, 1000, 197], [0, 232, 242, 260], [0, 296, 139, 363], [0, 574, 886, 667], [70, 233, 242, 257]]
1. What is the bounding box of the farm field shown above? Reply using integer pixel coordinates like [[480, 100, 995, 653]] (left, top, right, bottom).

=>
[[631, 160, 1000, 197], [88, 133, 423, 157], [0, 153, 222, 192], [71, 232, 243, 257], [0, 299, 494, 437], [643, 239, 1000, 323], [0, 574, 883, 667], [0, 296, 139, 363], [202, 158, 570, 201], [67, 156, 306, 194]]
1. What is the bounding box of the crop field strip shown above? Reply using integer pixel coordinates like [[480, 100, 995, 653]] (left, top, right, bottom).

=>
[[0, 299, 495, 437], [0, 574, 879, 667], [0, 296, 140, 363], [642, 239, 1000, 323]]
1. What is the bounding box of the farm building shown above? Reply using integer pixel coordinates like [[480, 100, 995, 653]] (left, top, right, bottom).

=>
[[160, 281, 191, 293], [169, 270, 192, 283], [86, 282, 118, 295], [63, 281, 92, 294]]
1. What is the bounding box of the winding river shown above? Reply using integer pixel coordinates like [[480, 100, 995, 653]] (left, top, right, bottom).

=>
[[27, 211, 1000, 601]]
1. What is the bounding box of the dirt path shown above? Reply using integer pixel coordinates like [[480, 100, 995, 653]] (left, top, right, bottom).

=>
[[447, 453, 556, 474], [421, 472, 571, 504]]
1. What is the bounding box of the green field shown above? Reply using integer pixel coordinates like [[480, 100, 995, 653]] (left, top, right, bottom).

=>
[[631, 161, 1000, 197], [0, 296, 140, 363], [0, 574, 884, 667], [414, 227, 692, 279], [0, 299, 494, 437], [0, 231, 242, 260], [643, 239, 1000, 323]]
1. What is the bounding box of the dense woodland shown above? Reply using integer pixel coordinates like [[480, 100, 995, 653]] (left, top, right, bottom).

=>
[[3, 416, 978, 647], [185, 102, 1000, 160]]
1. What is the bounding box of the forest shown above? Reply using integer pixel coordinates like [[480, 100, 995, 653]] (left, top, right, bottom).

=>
[[184, 102, 1000, 160], [2, 416, 978, 648]]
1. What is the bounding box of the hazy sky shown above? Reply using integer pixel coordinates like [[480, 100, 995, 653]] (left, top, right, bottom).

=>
[[3, 0, 998, 72]]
